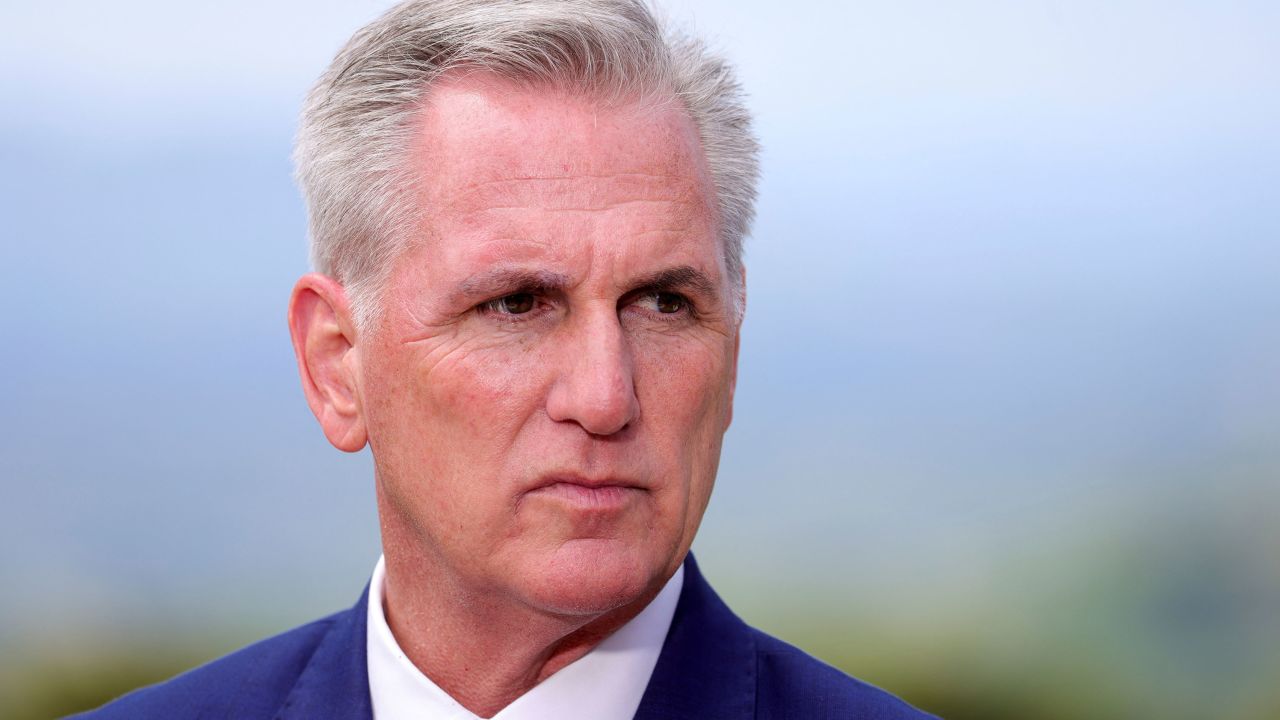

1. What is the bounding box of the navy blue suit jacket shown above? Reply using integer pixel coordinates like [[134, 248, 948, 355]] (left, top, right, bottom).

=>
[[74, 556, 937, 719]]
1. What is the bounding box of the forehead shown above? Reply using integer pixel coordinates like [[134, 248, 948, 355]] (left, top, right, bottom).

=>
[[407, 73, 717, 221]]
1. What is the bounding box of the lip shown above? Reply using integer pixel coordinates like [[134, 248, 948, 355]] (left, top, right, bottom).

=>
[[524, 474, 646, 510]]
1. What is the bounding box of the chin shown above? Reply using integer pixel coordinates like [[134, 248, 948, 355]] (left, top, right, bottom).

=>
[[521, 539, 667, 616]]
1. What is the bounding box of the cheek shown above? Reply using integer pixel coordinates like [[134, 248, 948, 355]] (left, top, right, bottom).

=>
[[632, 333, 735, 472], [634, 331, 733, 419], [412, 337, 552, 467], [630, 335, 733, 559], [363, 334, 552, 509]]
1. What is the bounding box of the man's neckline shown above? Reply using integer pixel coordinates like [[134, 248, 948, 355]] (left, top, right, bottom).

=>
[[364, 555, 685, 720]]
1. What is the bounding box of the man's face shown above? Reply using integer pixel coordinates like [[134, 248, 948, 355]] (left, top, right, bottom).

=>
[[356, 75, 740, 616]]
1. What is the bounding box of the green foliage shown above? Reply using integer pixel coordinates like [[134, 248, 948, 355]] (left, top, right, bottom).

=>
[[2, 649, 206, 720]]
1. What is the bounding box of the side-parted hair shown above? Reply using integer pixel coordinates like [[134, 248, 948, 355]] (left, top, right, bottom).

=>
[[294, 0, 759, 329]]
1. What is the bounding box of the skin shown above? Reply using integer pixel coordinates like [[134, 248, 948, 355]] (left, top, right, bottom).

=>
[[288, 73, 742, 717]]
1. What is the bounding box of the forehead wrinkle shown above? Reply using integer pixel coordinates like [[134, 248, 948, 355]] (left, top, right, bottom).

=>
[[461, 198, 700, 217], [434, 173, 706, 215]]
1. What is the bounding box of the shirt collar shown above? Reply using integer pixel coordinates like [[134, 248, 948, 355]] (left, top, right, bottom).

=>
[[366, 555, 684, 720]]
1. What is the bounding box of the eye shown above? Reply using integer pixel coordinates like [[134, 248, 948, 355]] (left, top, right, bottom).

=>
[[631, 291, 690, 317], [653, 292, 686, 314], [484, 292, 536, 315]]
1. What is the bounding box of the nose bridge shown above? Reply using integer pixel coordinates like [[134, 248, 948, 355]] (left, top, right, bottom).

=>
[[546, 305, 638, 435]]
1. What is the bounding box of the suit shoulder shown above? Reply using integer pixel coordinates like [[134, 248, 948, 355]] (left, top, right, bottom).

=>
[[68, 613, 341, 720], [751, 628, 940, 720]]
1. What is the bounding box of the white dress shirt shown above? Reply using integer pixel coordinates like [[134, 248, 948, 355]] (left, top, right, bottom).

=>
[[366, 556, 684, 720]]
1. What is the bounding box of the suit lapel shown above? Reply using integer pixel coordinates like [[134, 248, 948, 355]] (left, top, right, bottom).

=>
[[274, 587, 374, 720], [633, 554, 757, 720]]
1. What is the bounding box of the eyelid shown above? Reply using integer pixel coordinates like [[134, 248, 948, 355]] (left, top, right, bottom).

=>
[[626, 289, 697, 318], [474, 287, 699, 321], [476, 291, 546, 319]]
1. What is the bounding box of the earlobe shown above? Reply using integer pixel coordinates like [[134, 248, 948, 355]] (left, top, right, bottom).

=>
[[288, 273, 368, 452]]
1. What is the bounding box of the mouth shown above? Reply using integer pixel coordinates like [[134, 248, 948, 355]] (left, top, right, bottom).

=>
[[524, 475, 646, 511]]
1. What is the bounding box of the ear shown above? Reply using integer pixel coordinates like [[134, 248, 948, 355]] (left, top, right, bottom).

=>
[[288, 273, 368, 452]]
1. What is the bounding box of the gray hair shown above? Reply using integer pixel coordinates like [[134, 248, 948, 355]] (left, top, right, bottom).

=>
[[294, 0, 759, 329]]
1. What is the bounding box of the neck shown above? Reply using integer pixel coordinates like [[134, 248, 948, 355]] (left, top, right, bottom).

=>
[[379, 546, 664, 718]]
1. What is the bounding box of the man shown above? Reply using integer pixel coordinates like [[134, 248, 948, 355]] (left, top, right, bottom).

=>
[[78, 1, 936, 718]]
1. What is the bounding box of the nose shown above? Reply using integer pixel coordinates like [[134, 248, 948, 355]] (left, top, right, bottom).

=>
[[545, 311, 639, 436]]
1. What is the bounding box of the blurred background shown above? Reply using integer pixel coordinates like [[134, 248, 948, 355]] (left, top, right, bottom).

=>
[[2, 1, 1278, 718]]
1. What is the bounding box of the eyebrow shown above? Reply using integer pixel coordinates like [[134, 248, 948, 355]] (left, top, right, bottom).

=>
[[450, 264, 719, 304], [626, 266, 718, 301], [454, 268, 572, 302]]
